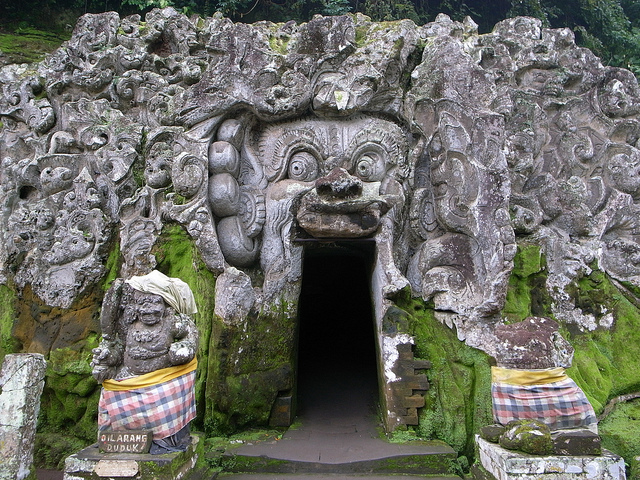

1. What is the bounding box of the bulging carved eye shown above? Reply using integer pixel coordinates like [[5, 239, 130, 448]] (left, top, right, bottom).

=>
[[287, 151, 319, 182], [354, 153, 385, 182]]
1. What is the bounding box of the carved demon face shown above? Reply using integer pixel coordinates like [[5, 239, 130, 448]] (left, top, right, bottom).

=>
[[253, 115, 409, 239]]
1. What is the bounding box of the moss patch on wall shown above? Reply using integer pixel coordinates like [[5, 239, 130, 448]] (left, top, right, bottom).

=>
[[36, 347, 100, 469], [0, 283, 20, 362], [395, 289, 493, 460], [205, 300, 297, 435], [599, 398, 640, 480], [563, 268, 640, 413], [502, 244, 551, 322], [154, 224, 217, 431]]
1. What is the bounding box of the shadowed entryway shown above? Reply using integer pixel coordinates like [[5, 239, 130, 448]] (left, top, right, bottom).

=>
[[226, 243, 459, 473], [296, 243, 379, 423]]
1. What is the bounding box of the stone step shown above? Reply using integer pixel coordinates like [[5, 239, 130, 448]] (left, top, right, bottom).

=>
[[215, 444, 459, 476], [217, 475, 463, 480]]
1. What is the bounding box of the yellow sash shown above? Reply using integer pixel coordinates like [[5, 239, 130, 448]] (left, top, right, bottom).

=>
[[491, 366, 568, 386], [102, 358, 197, 391]]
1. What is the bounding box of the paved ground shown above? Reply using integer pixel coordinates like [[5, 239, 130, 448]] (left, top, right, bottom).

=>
[[228, 368, 451, 464], [36, 364, 457, 479], [37, 469, 63, 480]]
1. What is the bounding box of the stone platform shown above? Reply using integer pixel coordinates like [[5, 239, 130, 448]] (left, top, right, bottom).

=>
[[477, 436, 626, 480], [63, 434, 201, 480]]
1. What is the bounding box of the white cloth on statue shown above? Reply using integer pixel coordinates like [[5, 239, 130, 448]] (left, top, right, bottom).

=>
[[125, 270, 198, 315]]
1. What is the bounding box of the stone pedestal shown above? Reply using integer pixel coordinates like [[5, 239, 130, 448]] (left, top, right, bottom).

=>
[[476, 436, 626, 480], [0, 353, 47, 480], [63, 434, 201, 480]]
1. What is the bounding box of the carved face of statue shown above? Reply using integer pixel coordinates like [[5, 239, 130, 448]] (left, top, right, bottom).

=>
[[132, 290, 167, 326], [252, 115, 408, 238], [607, 149, 640, 199], [145, 153, 172, 189]]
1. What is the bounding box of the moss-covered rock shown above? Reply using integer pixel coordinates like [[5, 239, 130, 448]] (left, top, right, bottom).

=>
[[395, 289, 493, 460], [564, 268, 640, 413], [154, 224, 217, 431], [36, 347, 100, 468], [0, 283, 20, 362], [599, 398, 640, 480], [0, 28, 67, 66], [502, 244, 551, 322], [498, 419, 554, 455]]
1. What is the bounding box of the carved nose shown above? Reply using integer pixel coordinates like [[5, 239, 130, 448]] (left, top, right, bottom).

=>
[[315, 167, 362, 199]]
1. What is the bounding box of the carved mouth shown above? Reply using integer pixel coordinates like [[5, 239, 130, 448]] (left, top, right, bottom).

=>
[[296, 184, 390, 238]]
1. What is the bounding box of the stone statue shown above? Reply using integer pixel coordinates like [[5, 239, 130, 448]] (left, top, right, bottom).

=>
[[3, 6, 640, 436], [91, 270, 199, 453]]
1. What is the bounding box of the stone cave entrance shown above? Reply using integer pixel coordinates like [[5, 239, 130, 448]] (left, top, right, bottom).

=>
[[295, 241, 380, 423]]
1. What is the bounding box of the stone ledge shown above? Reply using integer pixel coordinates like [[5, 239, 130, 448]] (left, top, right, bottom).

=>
[[476, 435, 626, 480], [63, 434, 200, 480]]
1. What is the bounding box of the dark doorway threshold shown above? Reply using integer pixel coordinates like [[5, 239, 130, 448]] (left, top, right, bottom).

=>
[[224, 244, 459, 476], [296, 242, 379, 432]]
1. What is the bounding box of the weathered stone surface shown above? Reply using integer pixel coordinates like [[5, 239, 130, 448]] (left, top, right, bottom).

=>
[[553, 429, 602, 456], [494, 317, 573, 369], [2, 6, 640, 438], [478, 436, 626, 480], [481, 424, 507, 444], [0, 353, 47, 480], [499, 419, 554, 456]]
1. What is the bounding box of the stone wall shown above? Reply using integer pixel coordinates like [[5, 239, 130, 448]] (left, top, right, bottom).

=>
[[1, 8, 640, 471]]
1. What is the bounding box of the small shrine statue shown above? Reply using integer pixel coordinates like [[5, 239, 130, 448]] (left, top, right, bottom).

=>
[[491, 316, 597, 433], [91, 270, 199, 453]]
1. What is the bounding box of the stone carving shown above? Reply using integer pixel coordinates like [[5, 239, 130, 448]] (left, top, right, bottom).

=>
[[2, 8, 640, 433], [491, 317, 597, 434], [91, 271, 198, 452], [0, 354, 47, 480]]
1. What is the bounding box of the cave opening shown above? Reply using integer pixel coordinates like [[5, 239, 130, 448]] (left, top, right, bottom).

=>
[[296, 241, 379, 421]]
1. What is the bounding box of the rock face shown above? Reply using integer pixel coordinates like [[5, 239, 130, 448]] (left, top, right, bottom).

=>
[[0, 354, 47, 480], [1, 8, 640, 439]]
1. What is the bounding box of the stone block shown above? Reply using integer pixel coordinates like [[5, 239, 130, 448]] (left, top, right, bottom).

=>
[[64, 434, 201, 480], [480, 424, 506, 443], [553, 429, 602, 456], [0, 353, 47, 480], [477, 435, 626, 480]]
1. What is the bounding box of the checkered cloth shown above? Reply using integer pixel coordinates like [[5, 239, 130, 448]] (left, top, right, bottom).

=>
[[98, 369, 196, 440], [492, 376, 597, 431]]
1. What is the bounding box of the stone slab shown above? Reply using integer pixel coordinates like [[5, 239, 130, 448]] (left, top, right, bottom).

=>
[[477, 435, 626, 480], [0, 353, 47, 480], [63, 434, 200, 480]]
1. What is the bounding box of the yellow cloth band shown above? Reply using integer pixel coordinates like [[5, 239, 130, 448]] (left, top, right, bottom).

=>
[[102, 358, 198, 391], [491, 366, 568, 386]]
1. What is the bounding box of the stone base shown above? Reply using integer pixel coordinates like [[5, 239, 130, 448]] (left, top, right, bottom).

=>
[[63, 434, 200, 480], [476, 435, 626, 480]]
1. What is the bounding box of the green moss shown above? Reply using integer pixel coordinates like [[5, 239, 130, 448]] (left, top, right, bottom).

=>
[[0, 29, 67, 64], [563, 268, 640, 413], [599, 399, 640, 480], [34, 433, 87, 470], [154, 224, 217, 432], [101, 241, 121, 291], [268, 33, 289, 54], [502, 244, 550, 322], [395, 289, 493, 460], [0, 284, 20, 362], [36, 347, 100, 469], [355, 25, 369, 47]]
